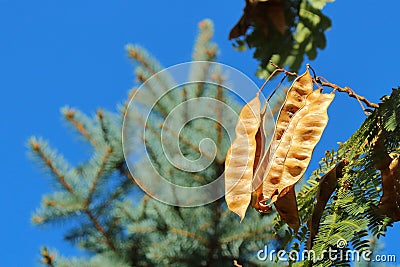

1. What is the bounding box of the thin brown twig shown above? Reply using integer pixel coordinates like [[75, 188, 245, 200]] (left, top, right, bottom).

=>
[[316, 76, 379, 109], [270, 61, 298, 77], [266, 73, 288, 102], [306, 63, 318, 80], [272, 63, 379, 111], [257, 62, 297, 96]]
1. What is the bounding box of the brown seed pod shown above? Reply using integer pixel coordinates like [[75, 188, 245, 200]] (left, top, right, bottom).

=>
[[262, 89, 335, 205], [253, 70, 313, 208], [378, 154, 400, 221], [225, 93, 261, 221], [274, 185, 300, 231]]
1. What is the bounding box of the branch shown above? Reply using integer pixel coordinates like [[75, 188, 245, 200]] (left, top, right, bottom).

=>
[[170, 227, 209, 246], [64, 109, 97, 146], [85, 146, 112, 207], [84, 208, 117, 252], [97, 109, 110, 144], [30, 140, 74, 193], [270, 63, 380, 110], [40, 247, 55, 267], [211, 72, 225, 149], [127, 47, 157, 75], [316, 77, 379, 109], [258, 61, 297, 97], [32, 141, 117, 252]]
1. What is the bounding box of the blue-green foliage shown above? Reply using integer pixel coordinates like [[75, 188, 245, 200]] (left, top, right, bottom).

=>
[[29, 20, 286, 267]]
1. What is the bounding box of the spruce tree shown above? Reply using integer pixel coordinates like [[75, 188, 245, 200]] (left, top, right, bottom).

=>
[[29, 20, 281, 267]]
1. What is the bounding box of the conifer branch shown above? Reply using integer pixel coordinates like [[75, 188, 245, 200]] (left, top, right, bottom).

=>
[[122, 166, 138, 187], [161, 122, 216, 162], [127, 47, 157, 75], [199, 221, 212, 231], [119, 206, 137, 224], [121, 88, 137, 117], [134, 71, 170, 118], [205, 200, 222, 265], [193, 19, 217, 62], [220, 225, 274, 243], [86, 146, 112, 207], [84, 208, 117, 252], [128, 46, 175, 104], [97, 179, 133, 216], [63, 109, 97, 146], [30, 140, 74, 193], [40, 247, 55, 267], [97, 109, 110, 144], [43, 199, 82, 210], [131, 226, 157, 233], [194, 64, 211, 98], [170, 227, 209, 245], [32, 140, 117, 252], [118, 196, 149, 224], [134, 114, 217, 163], [211, 73, 225, 148], [193, 173, 208, 183]]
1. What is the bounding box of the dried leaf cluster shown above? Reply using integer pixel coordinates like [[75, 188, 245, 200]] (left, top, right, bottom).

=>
[[229, 0, 333, 76], [225, 69, 335, 230], [373, 138, 400, 222]]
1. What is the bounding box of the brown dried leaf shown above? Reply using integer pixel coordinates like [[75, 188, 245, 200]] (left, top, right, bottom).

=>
[[225, 94, 261, 220], [263, 89, 335, 205], [266, 1, 286, 34], [378, 154, 400, 222], [229, 0, 286, 39], [307, 159, 348, 249], [274, 185, 300, 232]]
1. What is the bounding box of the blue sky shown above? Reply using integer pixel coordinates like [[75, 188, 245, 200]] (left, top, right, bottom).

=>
[[1, 0, 399, 266]]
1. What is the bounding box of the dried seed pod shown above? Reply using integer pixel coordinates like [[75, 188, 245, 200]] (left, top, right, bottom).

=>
[[225, 94, 261, 220], [251, 107, 272, 213], [252, 71, 313, 208], [274, 185, 300, 232], [263, 89, 335, 205], [307, 159, 348, 249], [274, 70, 314, 141], [378, 154, 400, 221]]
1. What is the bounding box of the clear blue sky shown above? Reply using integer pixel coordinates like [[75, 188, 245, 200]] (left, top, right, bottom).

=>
[[1, 1, 399, 266]]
